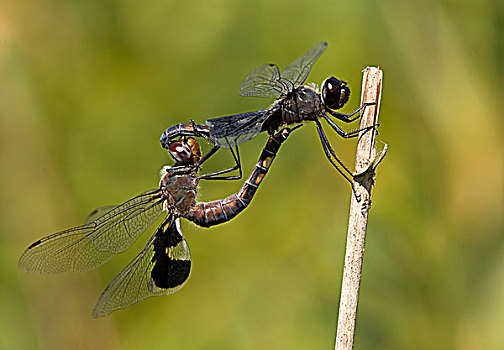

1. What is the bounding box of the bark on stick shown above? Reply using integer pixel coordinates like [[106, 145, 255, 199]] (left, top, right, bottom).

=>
[[335, 66, 385, 350]]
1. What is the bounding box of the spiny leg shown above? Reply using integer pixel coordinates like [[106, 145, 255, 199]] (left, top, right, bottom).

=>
[[315, 120, 361, 198], [327, 102, 376, 123], [322, 115, 378, 140], [315, 119, 353, 176], [198, 143, 242, 181], [198, 144, 219, 166], [315, 119, 354, 182]]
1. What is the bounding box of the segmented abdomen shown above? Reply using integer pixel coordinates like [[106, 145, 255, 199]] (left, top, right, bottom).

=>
[[160, 122, 210, 149], [188, 129, 289, 228]]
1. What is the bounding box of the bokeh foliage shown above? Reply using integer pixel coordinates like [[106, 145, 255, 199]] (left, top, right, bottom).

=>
[[1, 0, 503, 349]]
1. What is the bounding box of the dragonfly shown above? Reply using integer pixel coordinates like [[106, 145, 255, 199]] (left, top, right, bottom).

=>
[[18, 127, 297, 317], [161, 42, 376, 185]]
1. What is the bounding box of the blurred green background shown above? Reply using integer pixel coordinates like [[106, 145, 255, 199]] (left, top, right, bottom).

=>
[[1, 0, 503, 349]]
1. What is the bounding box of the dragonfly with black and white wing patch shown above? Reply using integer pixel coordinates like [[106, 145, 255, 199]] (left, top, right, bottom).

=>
[[19, 127, 297, 317]]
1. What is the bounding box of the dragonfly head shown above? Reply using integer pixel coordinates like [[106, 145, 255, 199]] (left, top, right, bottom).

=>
[[168, 137, 201, 165], [321, 77, 350, 110]]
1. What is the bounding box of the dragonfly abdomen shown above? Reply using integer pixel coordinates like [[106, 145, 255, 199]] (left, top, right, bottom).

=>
[[188, 128, 291, 228], [160, 122, 211, 148]]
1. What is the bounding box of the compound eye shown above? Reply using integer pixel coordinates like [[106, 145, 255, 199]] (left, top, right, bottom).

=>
[[322, 77, 350, 110], [168, 140, 193, 165]]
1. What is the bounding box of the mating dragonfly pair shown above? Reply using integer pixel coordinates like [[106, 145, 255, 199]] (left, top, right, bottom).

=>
[[19, 42, 376, 317]]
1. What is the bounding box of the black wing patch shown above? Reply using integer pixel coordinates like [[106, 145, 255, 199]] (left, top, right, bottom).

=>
[[18, 189, 164, 274], [92, 217, 191, 318]]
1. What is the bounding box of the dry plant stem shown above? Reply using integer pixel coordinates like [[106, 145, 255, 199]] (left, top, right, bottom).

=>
[[335, 67, 384, 350]]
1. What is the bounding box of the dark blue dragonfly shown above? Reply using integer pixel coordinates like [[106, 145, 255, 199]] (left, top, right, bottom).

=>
[[162, 42, 375, 184]]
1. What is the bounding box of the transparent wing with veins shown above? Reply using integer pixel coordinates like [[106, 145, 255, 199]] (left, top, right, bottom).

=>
[[280, 41, 327, 86], [239, 63, 284, 98], [206, 109, 271, 148], [18, 189, 165, 274], [238, 41, 327, 98]]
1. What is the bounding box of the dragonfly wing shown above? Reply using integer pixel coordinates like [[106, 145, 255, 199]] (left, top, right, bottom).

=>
[[92, 217, 191, 318], [18, 189, 165, 274], [85, 205, 118, 224], [280, 42, 328, 86], [239, 63, 286, 99], [206, 109, 270, 148]]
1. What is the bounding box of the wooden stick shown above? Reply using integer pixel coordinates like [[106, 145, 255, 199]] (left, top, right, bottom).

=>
[[334, 67, 385, 350]]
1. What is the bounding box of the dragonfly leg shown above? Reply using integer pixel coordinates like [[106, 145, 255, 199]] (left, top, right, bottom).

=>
[[314, 119, 361, 198], [327, 102, 376, 123], [197, 144, 242, 181], [322, 115, 379, 139], [198, 144, 219, 166], [315, 119, 353, 177]]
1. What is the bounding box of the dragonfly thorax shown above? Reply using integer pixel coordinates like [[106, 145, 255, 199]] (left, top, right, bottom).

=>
[[279, 85, 324, 125], [160, 172, 198, 215]]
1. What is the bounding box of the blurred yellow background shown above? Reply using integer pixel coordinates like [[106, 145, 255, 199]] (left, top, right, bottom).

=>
[[1, 0, 503, 349]]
